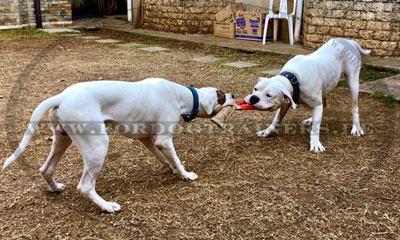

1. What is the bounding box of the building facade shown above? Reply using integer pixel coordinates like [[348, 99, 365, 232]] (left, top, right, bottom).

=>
[[0, 0, 72, 30]]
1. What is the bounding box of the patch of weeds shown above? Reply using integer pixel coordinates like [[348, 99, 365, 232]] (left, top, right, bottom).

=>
[[154, 36, 173, 41], [262, 51, 282, 57], [0, 29, 50, 36], [372, 91, 398, 108], [216, 59, 229, 64], [53, 31, 80, 35], [338, 80, 347, 88], [360, 64, 399, 83]]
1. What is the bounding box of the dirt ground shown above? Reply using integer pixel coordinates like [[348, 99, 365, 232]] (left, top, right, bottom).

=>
[[0, 29, 399, 239]]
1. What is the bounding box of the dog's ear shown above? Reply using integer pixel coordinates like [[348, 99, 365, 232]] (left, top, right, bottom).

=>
[[258, 77, 266, 82], [200, 98, 214, 115], [216, 90, 226, 105], [281, 89, 297, 110]]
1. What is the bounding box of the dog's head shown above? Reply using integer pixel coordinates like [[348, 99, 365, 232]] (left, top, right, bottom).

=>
[[244, 76, 296, 111], [197, 87, 235, 117]]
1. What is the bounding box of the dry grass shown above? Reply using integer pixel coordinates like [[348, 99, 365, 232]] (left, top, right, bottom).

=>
[[0, 30, 399, 239]]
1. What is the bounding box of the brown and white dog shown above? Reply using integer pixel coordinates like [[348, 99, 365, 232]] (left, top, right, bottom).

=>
[[3, 78, 234, 213]]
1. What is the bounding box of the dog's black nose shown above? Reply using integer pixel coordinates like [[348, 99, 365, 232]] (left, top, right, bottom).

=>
[[249, 95, 260, 105], [231, 94, 235, 99]]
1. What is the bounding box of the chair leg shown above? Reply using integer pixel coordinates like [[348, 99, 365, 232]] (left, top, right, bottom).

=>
[[288, 16, 294, 45], [263, 17, 270, 45], [273, 19, 279, 42]]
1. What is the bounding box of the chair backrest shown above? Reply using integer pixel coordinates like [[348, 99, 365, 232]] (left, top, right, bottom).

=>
[[268, 0, 297, 15]]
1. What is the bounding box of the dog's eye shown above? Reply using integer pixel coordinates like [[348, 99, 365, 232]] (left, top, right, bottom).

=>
[[254, 88, 258, 91], [266, 94, 271, 97]]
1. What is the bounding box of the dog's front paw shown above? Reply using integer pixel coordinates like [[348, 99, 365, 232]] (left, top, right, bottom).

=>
[[102, 201, 121, 213], [257, 127, 275, 138], [351, 126, 364, 137], [50, 183, 65, 193], [301, 118, 312, 126], [182, 172, 198, 181], [310, 141, 325, 153]]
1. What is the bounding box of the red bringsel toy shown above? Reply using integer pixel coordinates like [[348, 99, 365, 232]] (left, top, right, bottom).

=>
[[235, 99, 255, 110]]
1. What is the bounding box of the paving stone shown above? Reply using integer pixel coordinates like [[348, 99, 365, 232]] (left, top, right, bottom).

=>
[[94, 39, 121, 44], [39, 28, 80, 34], [117, 42, 143, 48], [360, 75, 400, 100], [77, 36, 102, 40], [191, 55, 221, 63], [261, 69, 281, 75], [140, 46, 169, 52], [222, 61, 260, 68]]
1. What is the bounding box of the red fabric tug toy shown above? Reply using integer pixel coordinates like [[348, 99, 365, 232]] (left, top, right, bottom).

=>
[[235, 99, 255, 110]]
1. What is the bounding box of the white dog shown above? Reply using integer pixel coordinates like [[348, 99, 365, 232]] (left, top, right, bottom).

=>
[[3, 78, 234, 213], [245, 38, 370, 152]]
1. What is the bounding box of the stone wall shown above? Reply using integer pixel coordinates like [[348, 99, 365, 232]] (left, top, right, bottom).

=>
[[142, 0, 232, 33], [302, 0, 400, 57], [0, 0, 72, 29]]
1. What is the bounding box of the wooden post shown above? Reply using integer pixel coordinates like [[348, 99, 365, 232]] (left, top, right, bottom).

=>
[[133, 0, 143, 28]]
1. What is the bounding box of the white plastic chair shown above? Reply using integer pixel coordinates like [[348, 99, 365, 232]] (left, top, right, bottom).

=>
[[262, 0, 297, 45]]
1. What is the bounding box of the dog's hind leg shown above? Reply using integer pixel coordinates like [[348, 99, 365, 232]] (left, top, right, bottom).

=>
[[155, 135, 197, 180], [72, 130, 120, 213], [40, 108, 72, 193], [139, 137, 177, 174], [346, 71, 364, 137]]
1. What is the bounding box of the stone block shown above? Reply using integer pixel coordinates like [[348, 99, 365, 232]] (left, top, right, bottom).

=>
[[305, 34, 323, 42], [359, 30, 375, 39], [381, 41, 398, 51], [373, 31, 391, 41], [344, 29, 359, 38], [352, 20, 367, 30], [310, 17, 324, 26], [390, 32, 400, 41], [382, 22, 391, 31], [375, 12, 395, 22], [361, 12, 375, 21], [353, 2, 366, 11], [337, 19, 352, 29], [346, 11, 361, 20], [366, 21, 383, 31], [363, 40, 382, 49], [316, 26, 330, 35], [330, 27, 344, 37], [324, 18, 338, 27], [307, 25, 316, 34]]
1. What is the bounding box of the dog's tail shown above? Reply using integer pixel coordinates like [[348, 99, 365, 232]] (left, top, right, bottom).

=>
[[2, 95, 62, 170], [351, 40, 371, 55]]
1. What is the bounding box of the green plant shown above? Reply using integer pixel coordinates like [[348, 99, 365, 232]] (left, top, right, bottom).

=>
[[372, 91, 398, 108], [360, 64, 399, 83], [337, 80, 347, 88], [0, 29, 49, 36]]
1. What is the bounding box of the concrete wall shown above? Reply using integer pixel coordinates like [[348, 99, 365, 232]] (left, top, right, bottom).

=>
[[302, 0, 400, 57], [0, 0, 72, 30]]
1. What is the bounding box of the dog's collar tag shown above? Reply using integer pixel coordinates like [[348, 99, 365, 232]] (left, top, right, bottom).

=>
[[182, 87, 199, 122], [280, 71, 300, 105]]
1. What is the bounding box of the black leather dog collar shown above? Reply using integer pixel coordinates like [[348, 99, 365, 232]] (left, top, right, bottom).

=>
[[280, 71, 300, 105]]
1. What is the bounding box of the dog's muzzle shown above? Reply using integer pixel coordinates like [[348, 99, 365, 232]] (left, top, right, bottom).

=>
[[249, 95, 260, 105]]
